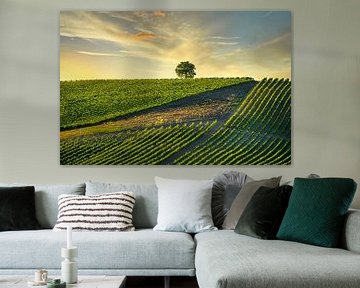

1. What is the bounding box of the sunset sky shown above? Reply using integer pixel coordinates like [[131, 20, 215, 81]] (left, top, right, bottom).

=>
[[60, 11, 291, 81]]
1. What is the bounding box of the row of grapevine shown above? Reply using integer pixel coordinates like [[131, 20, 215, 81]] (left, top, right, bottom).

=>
[[60, 121, 216, 165], [175, 129, 290, 165], [226, 78, 291, 137], [175, 78, 291, 165]]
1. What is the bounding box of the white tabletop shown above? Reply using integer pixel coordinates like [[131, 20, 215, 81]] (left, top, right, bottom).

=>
[[0, 275, 126, 288]]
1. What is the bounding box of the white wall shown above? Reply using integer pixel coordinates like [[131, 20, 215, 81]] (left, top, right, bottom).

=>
[[0, 0, 359, 208]]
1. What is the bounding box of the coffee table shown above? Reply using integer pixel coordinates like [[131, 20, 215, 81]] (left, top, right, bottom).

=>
[[0, 275, 126, 288]]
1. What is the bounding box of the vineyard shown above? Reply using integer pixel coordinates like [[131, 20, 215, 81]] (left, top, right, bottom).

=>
[[61, 122, 216, 165], [60, 78, 251, 129], [175, 78, 291, 165], [60, 78, 291, 165]]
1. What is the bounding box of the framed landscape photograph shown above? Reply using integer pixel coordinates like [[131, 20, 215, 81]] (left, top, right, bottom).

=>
[[60, 11, 292, 165]]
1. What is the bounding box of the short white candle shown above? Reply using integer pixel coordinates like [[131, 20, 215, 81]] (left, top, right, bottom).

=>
[[67, 225, 72, 249]]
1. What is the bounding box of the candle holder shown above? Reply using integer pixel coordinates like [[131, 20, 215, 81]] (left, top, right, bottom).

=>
[[61, 247, 78, 284]]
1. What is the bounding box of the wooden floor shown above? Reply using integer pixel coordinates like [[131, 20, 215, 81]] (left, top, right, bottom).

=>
[[126, 276, 199, 288]]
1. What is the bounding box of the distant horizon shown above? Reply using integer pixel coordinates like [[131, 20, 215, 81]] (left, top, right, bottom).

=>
[[60, 11, 291, 81], [60, 75, 275, 82]]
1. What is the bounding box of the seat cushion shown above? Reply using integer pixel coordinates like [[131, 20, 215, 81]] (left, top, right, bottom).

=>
[[195, 230, 360, 288], [0, 229, 195, 271]]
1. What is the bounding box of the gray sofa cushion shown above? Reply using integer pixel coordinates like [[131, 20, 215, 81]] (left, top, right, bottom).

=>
[[195, 230, 360, 288], [86, 181, 158, 229], [0, 183, 85, 228], [0, 229, 195, 271]]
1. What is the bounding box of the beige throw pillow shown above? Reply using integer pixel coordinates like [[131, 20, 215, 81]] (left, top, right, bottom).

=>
[[222, 177, 281, 230]]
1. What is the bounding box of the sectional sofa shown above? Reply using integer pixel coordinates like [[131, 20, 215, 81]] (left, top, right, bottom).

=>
[[0, 179, 359, 288]]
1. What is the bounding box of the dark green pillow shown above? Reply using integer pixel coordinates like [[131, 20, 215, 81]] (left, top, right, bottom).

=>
[[0, 186, 41, 231], [235, 185, 292, 239], [277, 178, 357, 247]]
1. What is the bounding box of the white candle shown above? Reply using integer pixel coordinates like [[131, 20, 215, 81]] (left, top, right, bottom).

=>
[[67, 225, 72, 249]]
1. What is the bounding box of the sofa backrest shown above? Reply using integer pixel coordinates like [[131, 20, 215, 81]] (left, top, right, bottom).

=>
[[0, 182, 86, 229], [86, 181, 158, 229]]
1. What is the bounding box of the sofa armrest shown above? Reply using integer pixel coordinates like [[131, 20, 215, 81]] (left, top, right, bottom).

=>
[[342, 209, 360, 253]]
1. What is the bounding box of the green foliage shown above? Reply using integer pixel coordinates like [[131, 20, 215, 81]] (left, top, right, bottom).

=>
[[60, 78, 291, 165], [175, 61, 196, 79], [175, 78, 291, 165], [60, 78, 249, 129], [60, 122, 216, 165]]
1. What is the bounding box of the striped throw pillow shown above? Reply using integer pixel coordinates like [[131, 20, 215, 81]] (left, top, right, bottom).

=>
[[53, 192, 136, 231]]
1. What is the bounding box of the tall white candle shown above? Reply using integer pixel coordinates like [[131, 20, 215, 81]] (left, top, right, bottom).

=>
[[67, 225, 72, 249]]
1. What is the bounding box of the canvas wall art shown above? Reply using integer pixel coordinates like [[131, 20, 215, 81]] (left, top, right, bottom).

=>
[[60, 11, 292, 165]]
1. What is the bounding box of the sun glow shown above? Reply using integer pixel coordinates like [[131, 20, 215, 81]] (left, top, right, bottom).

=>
[[60, 11, 291, 81]]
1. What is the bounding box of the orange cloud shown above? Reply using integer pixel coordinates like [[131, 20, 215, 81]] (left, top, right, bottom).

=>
[[153, 11, 166, 17], [133, 31, 156, 41]]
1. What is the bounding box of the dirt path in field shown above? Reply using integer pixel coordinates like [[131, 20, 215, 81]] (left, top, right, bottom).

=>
[[126, 81, 257, 125], [160, 81, 256, 165], [61, 81, 257, 140], [108, 80, 257, 124]]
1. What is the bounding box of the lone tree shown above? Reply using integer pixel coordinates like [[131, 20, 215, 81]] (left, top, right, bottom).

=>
[[175, 61, 196, 79]]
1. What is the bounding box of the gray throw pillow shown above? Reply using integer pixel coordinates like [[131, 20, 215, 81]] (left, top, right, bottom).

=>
[[153, 177, 217, 233], [222, 177, 281, 230], [0, 183, 85, 228], [283, 173, 320, 186], [212, 171, 251, 228]]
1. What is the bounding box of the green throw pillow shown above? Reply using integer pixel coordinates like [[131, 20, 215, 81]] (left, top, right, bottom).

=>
[[277, 178, 357, 247]]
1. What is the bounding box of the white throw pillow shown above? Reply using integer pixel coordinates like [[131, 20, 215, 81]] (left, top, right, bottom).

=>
[[153, 177, 217, 233], [53, 192, 135, 232]]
